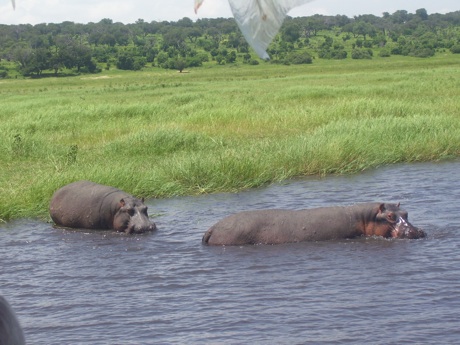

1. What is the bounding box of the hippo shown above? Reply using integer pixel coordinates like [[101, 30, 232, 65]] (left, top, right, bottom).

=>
[[203, 203, 426, 246], [50, 181, 156, 234], [0, 296, 26, 345]]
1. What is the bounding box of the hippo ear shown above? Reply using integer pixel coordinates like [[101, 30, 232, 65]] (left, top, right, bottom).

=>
[[396, 202, 400, 208], [119, 198, 125, 207], [141, 197, 145, 203], [378, 203, 385, 214]]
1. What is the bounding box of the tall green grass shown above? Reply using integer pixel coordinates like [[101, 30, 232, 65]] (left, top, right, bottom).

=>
[[1, 55, 459, 221]]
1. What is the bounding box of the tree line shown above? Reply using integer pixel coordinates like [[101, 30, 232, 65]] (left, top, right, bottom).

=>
[[0, 9, 459, 77]]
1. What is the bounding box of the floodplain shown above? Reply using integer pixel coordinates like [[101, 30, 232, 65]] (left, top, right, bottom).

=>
[[1, 54, 459, 221]]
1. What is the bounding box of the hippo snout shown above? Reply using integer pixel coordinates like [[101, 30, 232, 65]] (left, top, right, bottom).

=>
[[126, 219, 157, 234], [391, 217, 426, 239]]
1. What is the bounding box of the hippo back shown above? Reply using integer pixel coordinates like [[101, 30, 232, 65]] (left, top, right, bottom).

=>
[[50, 180, 129, 229]]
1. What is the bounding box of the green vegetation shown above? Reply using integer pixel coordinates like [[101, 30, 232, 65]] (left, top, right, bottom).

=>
[[1, 54, 459, 222], [1, 9, 460, 77]]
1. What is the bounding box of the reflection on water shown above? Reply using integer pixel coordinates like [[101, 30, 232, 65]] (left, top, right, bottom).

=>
[[1, 160, 459, 344]]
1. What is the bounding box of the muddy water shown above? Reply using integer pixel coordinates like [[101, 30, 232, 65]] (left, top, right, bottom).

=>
[[1, 160, 459, 344]]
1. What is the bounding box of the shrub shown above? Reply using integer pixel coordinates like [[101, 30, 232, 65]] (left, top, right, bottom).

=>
[[331, 50, 347, 59], [351, 48, 373, 59], [186, 56, 203, 68], [379, 49, 391, 57], [287, 51, 313, 64], [409, 48, 435, 58], [319, 49, 347, 60], [0, 66, 8, 78], [117, 53, 145, 70], [363, 40, 373, 48], [450, 45, 460, 54]]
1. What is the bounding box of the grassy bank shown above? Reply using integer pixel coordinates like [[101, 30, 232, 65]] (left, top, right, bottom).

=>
[[1, 55, 459, 221]]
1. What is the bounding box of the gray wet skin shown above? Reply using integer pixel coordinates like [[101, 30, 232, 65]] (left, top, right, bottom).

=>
[[50, 180, 156, 234], [203, 202, 426, 246]]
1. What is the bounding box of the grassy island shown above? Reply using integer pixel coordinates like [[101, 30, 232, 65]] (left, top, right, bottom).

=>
[[1, 54, 459, 221]]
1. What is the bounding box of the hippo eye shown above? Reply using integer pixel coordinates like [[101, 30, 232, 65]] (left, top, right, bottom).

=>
[[386, 212, 396, 222], [127, 208, 135, 216]]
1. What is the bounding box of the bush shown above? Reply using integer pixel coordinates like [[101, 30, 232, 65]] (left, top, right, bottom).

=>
[[186, 56, 203, 68], [379, 49, 391, 57], [409, 48, 435, 58], [352, 48, 373, 59], [80, 58, 101, 73], [391, 46, 402, 55], [0, 66, 8, 78], [197, 53, 209, 62], [363, 40, 373, 48], [318, 49, 347, 60], [450, 45, 460, 54], [117, 53, 146, 70], [331, 50, 347, 59], [156, 51, 169, 66], [287, 51, 313, 64], [226, 51, 237, 63]]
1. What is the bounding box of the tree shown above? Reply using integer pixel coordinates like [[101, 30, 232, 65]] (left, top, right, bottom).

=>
[[162, 27, 187, 52], [185, 27, 202, 43], [30, 47, 51, 75], [197, 37, 218, 52], [117, 48, 145, 70], [416, 8, 428, 21], [16, 46, 51, 76], [353, 21, 377, 40], [226, 32, 243, 49], [174, 58, 186, 72], [1, 9, 458, 77], [391, 10, 410, 24], [156, 51, 169, 66], [298, 15, 325, 37], [56, 35, 93, 72], [177, 17, 193, 27], [11, 43, 34, 70], [282, 21, 301, 43]]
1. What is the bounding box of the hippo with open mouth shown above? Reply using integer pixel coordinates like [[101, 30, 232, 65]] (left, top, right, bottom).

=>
[[50, 180, 156, 234], [203, 202, 426, 246]]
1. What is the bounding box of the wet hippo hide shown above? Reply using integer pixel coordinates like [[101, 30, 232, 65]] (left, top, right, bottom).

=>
[[50, 180, 156, 233], [203, 203, 425, 246]]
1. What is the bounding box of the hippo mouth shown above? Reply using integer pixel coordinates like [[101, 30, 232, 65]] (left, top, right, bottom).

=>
[[125, 214, 157, 234], [391, 217, 426, 239]]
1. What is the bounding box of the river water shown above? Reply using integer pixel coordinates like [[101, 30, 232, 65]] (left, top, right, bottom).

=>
[[1, 160, 459, 344]]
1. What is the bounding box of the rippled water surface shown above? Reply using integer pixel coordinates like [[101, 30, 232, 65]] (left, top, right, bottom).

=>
[[1, 160, 460, 344]]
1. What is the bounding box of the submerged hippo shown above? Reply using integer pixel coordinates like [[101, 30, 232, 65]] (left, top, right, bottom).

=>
[[0, 296, 26, 345], [203, 203, 426, 246], [50, 181, 156, 234]]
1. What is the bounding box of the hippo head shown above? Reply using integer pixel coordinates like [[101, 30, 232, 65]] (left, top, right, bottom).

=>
[[374, 203, 426, 239], [113, 197, 157, 234]]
